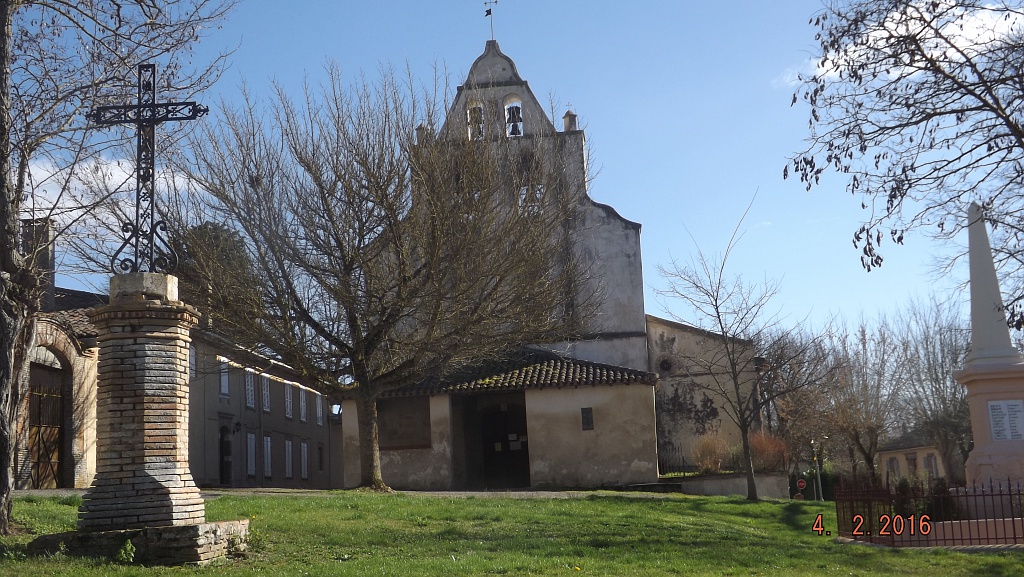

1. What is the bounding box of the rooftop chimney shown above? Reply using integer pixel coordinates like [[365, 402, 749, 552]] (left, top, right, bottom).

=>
[[20, 218, 56, 311], [562, 110, 578, 132]]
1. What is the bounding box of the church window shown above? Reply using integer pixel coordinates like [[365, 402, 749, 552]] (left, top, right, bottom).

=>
[[467, 105, 485, 140], [378, 397, 431, 449], [505, 101, 523, 137], [518, 185, 544, 216], [581, 407, 595, 431]]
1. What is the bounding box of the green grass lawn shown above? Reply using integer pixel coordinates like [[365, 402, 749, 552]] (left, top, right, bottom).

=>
[[1, 491, 1021, 576]]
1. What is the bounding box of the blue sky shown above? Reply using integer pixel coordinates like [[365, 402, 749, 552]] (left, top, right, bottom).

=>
[[176, 0, 966, 331]]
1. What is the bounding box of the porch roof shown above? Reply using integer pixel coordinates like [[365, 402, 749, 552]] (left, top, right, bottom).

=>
[[386, 349, 657, 398]]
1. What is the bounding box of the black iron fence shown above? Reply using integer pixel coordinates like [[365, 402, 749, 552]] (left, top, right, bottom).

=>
[[658, 449, 696, 475], [835, 478, 1024, 547]]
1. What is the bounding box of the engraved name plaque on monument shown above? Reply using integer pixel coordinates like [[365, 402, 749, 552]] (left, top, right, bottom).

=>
[[988, 400, 1024, 442]]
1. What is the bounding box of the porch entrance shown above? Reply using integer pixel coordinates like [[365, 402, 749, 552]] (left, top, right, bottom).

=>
[[455, 392, 530, 489]]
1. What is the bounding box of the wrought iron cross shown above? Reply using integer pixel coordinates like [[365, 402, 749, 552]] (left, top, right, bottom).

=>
[[87, 63, 208, 274]]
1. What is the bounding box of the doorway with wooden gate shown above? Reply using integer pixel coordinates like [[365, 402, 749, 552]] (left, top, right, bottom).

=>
[[28, 359, 70, 489]]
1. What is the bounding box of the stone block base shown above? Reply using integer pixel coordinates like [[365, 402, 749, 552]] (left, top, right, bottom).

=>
[[27, 519, 248, 566]]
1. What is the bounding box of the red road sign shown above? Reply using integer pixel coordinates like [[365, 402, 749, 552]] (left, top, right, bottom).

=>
[[797, 478, 807, 490]]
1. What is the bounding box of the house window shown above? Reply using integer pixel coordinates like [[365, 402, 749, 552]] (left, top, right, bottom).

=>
[[246, 433, 256, 477], [285, 439, 294, 479], [905, 453, 918, 476], [261, 375, 271, 413], [581, 407, 594, 431], [300, 389, 307, 422], [220, 361, 230, 398], [886, 457, 901, 479], [505, 101, 523, 137], [518, 185, 544, 216], [245, 370, 256, 409], [467, 104, 484, 140], [924, 453, 939, 479], [301, 442, 309, 480], [316, 394, 324, 426], [285, 383, 293, 419], [263, 435, 272, 478]]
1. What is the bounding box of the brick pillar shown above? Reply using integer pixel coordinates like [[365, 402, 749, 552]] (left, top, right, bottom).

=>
[[78, 273, 204, 530]]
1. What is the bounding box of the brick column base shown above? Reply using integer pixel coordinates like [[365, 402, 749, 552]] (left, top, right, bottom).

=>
[[78, 273, 204, 530]]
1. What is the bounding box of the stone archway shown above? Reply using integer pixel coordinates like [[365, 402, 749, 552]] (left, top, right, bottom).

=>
[[16, 318, 98, 489]]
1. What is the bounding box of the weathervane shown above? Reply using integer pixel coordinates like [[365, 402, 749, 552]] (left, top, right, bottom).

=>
[[86, 63, 208, 275], [485, 0, 498, 40]]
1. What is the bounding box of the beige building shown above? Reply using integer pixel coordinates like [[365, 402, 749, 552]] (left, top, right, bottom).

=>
[[341, 350, 658, 490], [878, 431, 948, 483], [646, 314, 752, 471]]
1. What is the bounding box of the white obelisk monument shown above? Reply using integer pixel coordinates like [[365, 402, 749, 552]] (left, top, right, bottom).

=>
[[955, 203, 1024, 484]]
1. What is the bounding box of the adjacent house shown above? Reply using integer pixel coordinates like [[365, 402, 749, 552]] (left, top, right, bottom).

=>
[[13, 247, 336, 490], [878, 430, 948, 483]]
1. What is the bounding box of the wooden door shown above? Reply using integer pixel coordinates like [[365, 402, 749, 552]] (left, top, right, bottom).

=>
[[28, 364, 65, 489]]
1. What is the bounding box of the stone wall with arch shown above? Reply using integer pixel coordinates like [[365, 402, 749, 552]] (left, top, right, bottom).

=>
[[14, 316, 98, 488]]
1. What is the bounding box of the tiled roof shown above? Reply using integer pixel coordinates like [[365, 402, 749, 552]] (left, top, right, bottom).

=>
[[40, 308, 99, 338], [36, 287, 108, 338], [386, 349, 657, 398], [879, 429, 934, 452]]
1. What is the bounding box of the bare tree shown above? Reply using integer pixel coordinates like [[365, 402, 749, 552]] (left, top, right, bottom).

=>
[[823, 317, 903, 481], [896, 297, 971, 484], [0, 0, 233, 535], [178, 67, 595, 490], [757, 330, 837, 474], [657, 207, 835, 500], [788, 1, 1024, 320]]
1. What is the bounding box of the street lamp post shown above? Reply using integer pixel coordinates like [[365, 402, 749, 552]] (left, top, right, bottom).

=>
[[811, 438, 824, 501]]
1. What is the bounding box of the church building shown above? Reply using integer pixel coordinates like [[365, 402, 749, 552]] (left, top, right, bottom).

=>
[[338, 41, 661, 490]]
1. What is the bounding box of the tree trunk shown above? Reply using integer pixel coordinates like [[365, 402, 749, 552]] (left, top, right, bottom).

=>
[[355, 387, 388, 491], [739, 424, 758, 501], [0, 0, 24, 536], [0, 312, 32, 535]]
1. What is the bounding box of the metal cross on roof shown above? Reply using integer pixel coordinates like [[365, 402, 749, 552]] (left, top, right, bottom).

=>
[[86, 63, 208, 275]]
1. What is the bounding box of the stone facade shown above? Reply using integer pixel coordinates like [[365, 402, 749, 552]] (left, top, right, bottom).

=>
[[29, 519, 249, 566], [78, 273, 205, 531], [441, 40, 649, 371], [14, 315, 98, 489], [646, 314, 748, 467]]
